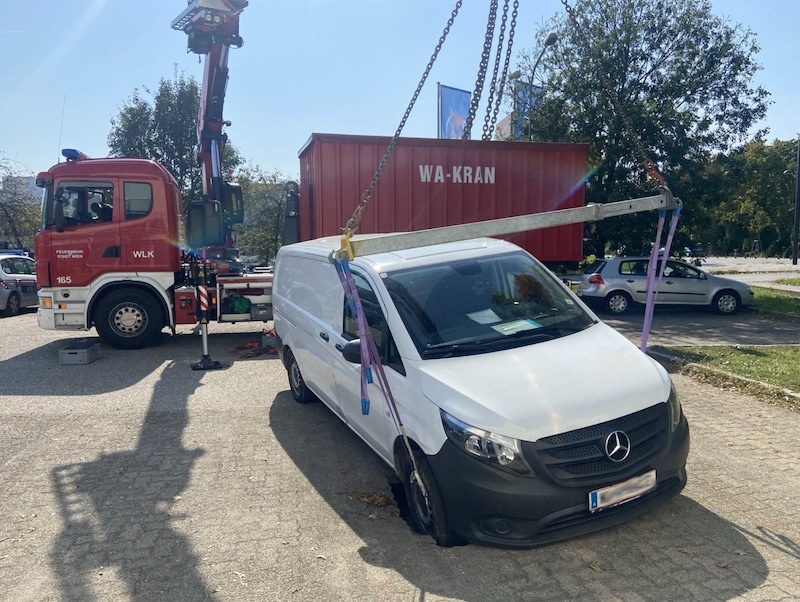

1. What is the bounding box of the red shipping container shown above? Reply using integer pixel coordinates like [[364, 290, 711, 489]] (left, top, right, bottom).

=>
[[297, 133, 588, 262]]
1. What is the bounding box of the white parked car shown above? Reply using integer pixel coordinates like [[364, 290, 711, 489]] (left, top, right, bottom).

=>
[[272, 237, 690, 547], [0, 254, 38, 317]]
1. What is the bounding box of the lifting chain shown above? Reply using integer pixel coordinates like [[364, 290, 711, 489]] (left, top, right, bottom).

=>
[[462, 0, 498, 141], [482, 0, 518, 141], [560, 0, 666, 187], [343, 1, 464, 238]]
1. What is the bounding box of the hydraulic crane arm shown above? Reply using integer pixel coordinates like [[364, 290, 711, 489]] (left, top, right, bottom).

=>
[[172, 0, 247, 234]]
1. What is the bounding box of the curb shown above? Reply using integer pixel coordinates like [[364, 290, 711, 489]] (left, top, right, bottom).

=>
[[750, 284, 800, 298]]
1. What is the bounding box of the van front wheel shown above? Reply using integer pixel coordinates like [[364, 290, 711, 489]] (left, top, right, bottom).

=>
[[401, 448, 462, 547], [287, 350, 316, 404]]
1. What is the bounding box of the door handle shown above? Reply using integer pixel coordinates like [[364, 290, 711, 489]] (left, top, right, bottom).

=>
[[319, 332, 329, 342]]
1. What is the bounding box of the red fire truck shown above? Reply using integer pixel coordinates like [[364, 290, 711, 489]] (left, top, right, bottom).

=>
[[33, 0, 271, 351]]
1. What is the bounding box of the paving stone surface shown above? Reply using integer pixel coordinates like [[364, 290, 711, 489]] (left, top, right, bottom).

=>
[[1, 311, 798, 601]]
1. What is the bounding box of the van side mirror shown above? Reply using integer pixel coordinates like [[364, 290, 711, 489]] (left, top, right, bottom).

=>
[[340, 339, 362, 364]]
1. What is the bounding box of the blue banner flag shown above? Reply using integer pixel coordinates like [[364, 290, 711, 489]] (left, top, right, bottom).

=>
[[512, 81, 542, 139], [438, 84, 471, 140]]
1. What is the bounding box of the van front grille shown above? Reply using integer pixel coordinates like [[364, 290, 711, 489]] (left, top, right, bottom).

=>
[[522, 403, 668, 486]]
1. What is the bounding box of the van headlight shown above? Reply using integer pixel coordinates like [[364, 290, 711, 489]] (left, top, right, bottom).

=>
[[668, 383, 682, 432], [440, 410, 534, 477]]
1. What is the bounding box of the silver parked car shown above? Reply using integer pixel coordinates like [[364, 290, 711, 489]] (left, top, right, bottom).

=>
[[577, 256, 754, 315], [0, 254, 38, 317]]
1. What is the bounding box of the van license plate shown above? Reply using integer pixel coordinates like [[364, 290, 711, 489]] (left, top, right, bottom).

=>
[[589, 470, 656, 512]]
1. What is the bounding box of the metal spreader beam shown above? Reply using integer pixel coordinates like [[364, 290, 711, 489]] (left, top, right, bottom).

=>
[[348, 189, 678, 257]]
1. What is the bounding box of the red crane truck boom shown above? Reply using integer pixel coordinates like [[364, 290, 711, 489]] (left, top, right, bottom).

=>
[[33, 0, 272, 351]]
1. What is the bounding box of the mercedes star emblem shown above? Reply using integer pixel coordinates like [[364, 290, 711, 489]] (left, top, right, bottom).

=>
[[604, 430, 631, 462]]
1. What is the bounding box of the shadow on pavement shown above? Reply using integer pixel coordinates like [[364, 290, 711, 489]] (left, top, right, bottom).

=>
[[270, 393, 768, 600], [0, 330, 276, 397], [49, 360, 215, 601]]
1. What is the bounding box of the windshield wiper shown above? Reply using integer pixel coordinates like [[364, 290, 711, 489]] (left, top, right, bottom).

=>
[[420, 320, 595, 359], [530, 308, 561, 321], [421, 341, 495, 358], [422, 331, 558, 358]]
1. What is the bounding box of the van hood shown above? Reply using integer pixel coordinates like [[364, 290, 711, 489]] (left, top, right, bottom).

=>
[[417, 322, 671, 442]]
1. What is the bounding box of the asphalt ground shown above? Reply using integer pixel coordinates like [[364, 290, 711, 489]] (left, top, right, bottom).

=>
[[1, 267, 799, 600], [603, 306, 800, 348]]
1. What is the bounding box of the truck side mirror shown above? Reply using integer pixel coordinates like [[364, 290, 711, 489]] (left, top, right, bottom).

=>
[[54, 195, 65, 232], [187, 199, 224, 248], [282, 182, 300, 245]]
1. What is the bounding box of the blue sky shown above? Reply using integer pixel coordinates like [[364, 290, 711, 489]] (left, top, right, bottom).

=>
[[2, 0, 798, 180]]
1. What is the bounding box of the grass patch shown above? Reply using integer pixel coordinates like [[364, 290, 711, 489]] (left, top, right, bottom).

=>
[[654, 345, 800, 391], [775, 277, 800, 286], [751, 289, 800, 316], [651, 344, 800, 411]]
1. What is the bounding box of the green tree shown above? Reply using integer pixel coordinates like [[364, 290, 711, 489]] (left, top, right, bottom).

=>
[[0, 155, 39, 252], [710, 139, 798, 256], [234, 166, 294, 262], [515, 0, 769, 257], [107, 69, 241, 209]]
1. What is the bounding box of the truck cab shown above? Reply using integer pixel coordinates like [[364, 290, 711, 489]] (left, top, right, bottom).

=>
[[34, 151, 184, 347]]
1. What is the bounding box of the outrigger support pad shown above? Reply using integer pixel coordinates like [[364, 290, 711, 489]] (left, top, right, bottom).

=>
[[191, 354, 226, 371]]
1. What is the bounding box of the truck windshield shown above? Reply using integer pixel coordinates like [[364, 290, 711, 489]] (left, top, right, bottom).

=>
[[383, 251, 596, 358], [41, 181, 114, 229]]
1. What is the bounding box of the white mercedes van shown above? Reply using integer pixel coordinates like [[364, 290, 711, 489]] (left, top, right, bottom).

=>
[[272, 236, 689, 548]]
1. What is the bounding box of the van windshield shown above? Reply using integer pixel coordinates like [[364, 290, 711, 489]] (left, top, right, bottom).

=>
[[383, 251, 596, 358]]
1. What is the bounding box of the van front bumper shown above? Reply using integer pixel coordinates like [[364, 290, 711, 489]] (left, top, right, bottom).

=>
[[427, 415, 689, 548]]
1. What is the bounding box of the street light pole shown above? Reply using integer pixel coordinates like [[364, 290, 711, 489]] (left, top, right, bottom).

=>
[[786, 139, 800, 265], [793, 136, 800, 265], [532, 32, 559, 81], [527, 32, 558, 140]]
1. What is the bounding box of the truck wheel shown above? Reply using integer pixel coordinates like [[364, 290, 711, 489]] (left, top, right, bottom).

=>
[[287, 350, 316, 404], [3, 292, 21, 317], [604, 291, 632, 315], [712, 290, 740, 315], [95, 289, 163, 349], [400, 448, 462, 547]]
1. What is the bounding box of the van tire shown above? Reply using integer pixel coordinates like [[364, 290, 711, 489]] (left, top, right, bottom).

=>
[[401, 448, 462, 547], [287, 350, 316, 404]]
